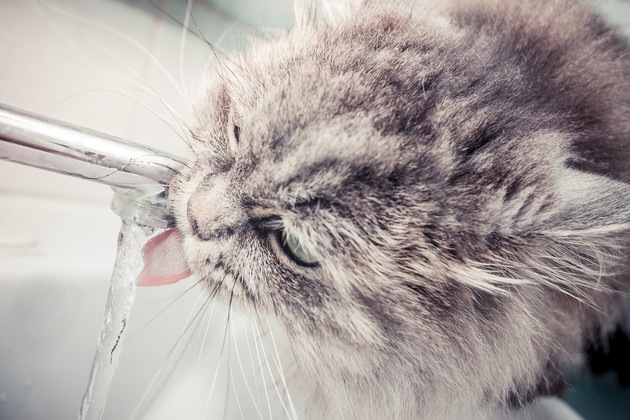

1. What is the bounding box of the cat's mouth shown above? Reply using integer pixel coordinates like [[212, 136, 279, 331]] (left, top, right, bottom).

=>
[[136, 227, 257, 309]]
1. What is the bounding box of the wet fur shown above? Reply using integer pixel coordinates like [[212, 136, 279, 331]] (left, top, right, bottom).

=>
[[169, 0, 630, 418]]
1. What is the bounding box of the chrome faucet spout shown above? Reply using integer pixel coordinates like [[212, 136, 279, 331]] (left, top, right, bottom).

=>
[[0, 103, 186, 188]]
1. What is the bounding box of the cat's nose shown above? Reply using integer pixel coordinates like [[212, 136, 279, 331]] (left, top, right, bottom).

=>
[[186, 178, 245, 241]]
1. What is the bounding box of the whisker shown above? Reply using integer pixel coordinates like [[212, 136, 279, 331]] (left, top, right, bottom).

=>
[[231, 316, 264, 418], [130, 293, 212, 419], [179, 0, 194, 100], [243, 318, 263, 403], [195, 287, 221, 367], [223, 281, 234, 420], [222, 361, 231, 420], [87, 42, 194, 149], [128, 278, 203, 341], [255, 319, 294, 420], [150, 156, 193, 172], [200, 290, 227, 419], [201, 358, 224, 419], [144, 0, 209, 45], [143, 0, 240, 77], [228, 320, 247, 420], [71, 153, 188, 187], [221, 276, 239, 354], [42, 2, 186, 97], [211, 276, 239, 419], [89, 40, 189, 121], [252, 320, 274, 420], [36, 2, 194, 151], [39, 88, 191, 148], [266, 319, 299, 420], [184, 9, 255, 85]]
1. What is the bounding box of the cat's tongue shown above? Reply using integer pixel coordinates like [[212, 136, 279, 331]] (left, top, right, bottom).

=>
[[137, 228, 191, 287]]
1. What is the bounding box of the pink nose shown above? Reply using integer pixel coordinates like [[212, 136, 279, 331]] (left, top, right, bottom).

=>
[[187, 178, 244, 240]]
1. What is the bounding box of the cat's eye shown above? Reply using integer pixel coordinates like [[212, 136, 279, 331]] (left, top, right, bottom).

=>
[[281, 231, 319, 267], [232, 124, 240, 143], [227, 121, 240, 154], [226, 108, 240, 153]]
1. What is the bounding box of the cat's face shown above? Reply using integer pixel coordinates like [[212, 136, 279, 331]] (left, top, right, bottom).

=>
[[168, 1, 630, 416], [169, 9, 469, 387], [168, 12, 540, 414], [171, 22, 410, 331]]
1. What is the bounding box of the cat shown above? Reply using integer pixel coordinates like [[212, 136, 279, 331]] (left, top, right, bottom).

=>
[[147, 0, 630, 418]]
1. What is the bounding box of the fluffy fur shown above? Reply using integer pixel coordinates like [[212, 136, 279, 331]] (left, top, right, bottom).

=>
[[168, 0, 630, 418]]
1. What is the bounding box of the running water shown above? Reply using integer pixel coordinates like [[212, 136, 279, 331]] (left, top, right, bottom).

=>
[[78, 221, 159, 420]]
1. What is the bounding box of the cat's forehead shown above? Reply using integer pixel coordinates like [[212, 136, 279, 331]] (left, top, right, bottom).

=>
[[239, 113, 408, 208], [221, 11, 449, 110], [194, 12, 458, 206]]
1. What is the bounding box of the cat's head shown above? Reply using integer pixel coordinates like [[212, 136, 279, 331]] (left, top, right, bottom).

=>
[[168, 0, 630, 416]]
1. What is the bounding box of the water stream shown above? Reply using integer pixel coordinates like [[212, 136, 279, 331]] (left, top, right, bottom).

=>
[[78, 221, 158, 420]]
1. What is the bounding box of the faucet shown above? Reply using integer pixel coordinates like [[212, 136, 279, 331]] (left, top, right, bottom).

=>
[[0, 102, 187, 227], [0, 102, 192, 420]]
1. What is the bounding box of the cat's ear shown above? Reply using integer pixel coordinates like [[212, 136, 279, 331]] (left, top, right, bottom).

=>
[[472, 168, 630, 298], [511, 168, 630, 235], [293, 0, 368, 25]]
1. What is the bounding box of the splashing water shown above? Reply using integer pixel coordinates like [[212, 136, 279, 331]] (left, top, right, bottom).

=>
[[78, 221, 158, 420]]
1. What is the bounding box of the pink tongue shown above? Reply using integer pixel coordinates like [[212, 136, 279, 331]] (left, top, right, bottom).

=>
[[137, 228, 191, 287]]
